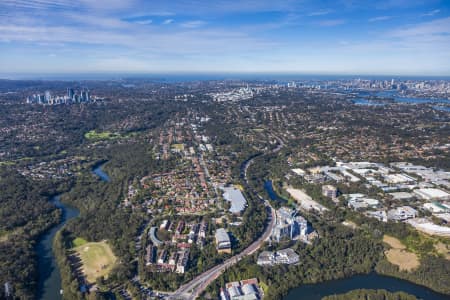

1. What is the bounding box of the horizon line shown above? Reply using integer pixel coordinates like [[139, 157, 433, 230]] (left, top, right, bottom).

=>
[[2, 71, 450, 81]]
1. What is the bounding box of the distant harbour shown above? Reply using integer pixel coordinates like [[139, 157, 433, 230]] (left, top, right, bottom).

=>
[[353, 95, 450, 110]]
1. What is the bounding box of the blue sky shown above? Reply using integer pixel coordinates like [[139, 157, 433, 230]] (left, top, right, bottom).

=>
[[0, 0, 449, 76]]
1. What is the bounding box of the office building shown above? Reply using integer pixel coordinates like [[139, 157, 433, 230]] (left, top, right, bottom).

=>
[[26, 87, 95, 105], [272, 207, 308, 242], [322, 185, 338, 202], [176, 249, 190, 274], [257, 248, 299, 266], [221, 278, 262, 300], [44, 91, 51, 102], [387, 206, 418, 221], [67, 88, 74, 100], [215, 228, 231, 254]]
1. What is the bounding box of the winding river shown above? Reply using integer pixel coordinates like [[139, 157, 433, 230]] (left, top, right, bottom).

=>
[[263, 181, 449, 300], [92, 162, 111, 182], [36, 163, 447, 299], [36, 163, 110, 300], [284, 273, 449, 300]]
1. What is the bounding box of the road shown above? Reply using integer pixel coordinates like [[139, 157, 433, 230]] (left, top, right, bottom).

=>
[[170, 202, 275, 299], [170, 137, 282, 300], [171, 201, 275, 300]]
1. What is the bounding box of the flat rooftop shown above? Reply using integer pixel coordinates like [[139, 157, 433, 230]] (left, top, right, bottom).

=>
[[222, 186, 247, 214]]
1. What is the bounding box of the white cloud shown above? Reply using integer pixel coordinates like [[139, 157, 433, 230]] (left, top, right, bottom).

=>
[[307, 10, 332, 17], [64, 13, 128, 29], [422, 9, 440, 17], [78, 0, 137, 10], [0, 23, 273, 56], [180, 20, 207, 28], [162, 19, 174, 25], [135, 19, 153, 25], [1, 0, 449, 75], [317, 19, 346, 26], [0, 0, 75, 10], [0, 0, 136, 12], [368, 16, 392, 22], [389, 17, 450, 37]]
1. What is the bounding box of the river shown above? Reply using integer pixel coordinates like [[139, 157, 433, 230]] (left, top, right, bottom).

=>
[[92, 162, 111, 182], [36, 163, 110, 299], [263, 181, 449, 300], [35, 195, 79, 300], [353, 91, 450, 111], [284, 273, 449, 300], [264, 180, 289, 204]]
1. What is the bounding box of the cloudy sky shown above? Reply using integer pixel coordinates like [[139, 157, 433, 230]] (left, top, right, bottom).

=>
[[0, 0, 449, 76]]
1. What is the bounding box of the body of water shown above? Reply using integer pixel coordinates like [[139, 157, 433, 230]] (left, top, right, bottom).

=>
[[92, 163, 111, 182], [37, 163, 110, 299], [263, 181, 448, 300], [353, 99, 385, 106], [395, 97, 450, 104], [284, 273, 449, 300], [36, 195, 79, 300], [264, 180, 289, 203], [433, 106, 450, 112], [354, 90, 450, 106], [353, 96, 450, 112]]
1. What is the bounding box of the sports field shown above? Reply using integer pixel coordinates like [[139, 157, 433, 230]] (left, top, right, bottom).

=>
[[74, 240, 117, 283], [171, 143, 185, 151], [84, 130, 121, 140]]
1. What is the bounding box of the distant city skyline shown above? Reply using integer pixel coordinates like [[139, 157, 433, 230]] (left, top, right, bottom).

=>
[[1, 0, 450, 76]]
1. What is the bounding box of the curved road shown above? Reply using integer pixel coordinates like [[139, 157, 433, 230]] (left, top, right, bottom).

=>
[[170, 137, 282, 300]]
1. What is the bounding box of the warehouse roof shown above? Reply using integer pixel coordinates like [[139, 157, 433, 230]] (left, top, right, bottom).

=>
[[215, 228, 230, 244], [222, 186, 247, 214]]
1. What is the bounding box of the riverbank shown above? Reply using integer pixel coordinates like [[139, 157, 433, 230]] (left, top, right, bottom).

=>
[[262, 180, 450, 300], [37, 162, 110, 299], [36, 195, 80, 300], [284, 273, 449, 300], [92, 162, 111, 182]]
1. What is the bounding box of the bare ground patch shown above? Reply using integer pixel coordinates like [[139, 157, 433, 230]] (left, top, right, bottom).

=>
[[342, 220, 359, 229], [383, 235, 406, 249], [383, 235, 420, 271], [435, 242, 450, 260]]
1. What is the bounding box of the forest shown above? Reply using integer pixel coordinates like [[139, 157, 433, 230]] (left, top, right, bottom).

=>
[[0, 80, 449, 299], [0, 169, 61, 299], [322, 289, 417, 300], [204, 216, 383, 300]]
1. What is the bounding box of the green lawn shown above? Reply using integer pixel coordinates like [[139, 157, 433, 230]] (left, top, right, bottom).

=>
[[72, 237, 88, 247], [171, 143, 185, 151], [74, 241, 117, 283], [84, 130, 121, 140], [259, 281, 269, 295], [252, 128, 265, 132]]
